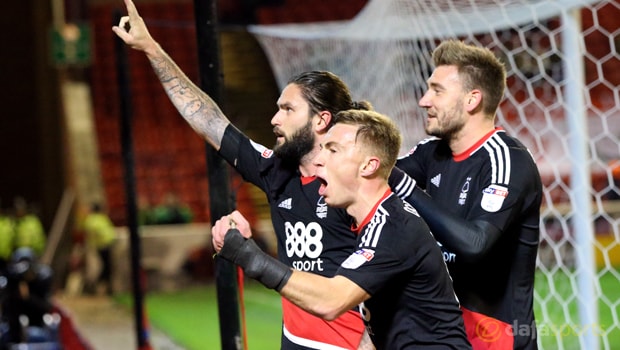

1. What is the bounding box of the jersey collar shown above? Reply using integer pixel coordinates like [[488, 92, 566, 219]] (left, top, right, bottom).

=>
[[453, 127, 503, 162], [351, 189, 393, 234], [300, 175, 317, 185]]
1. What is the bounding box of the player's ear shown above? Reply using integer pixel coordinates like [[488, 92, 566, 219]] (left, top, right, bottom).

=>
[[465, 89, 482, 112], [316, 111, 332, 132], [360, 156, 380, 177]]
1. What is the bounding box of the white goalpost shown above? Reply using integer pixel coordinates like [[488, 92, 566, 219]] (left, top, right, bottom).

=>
[[561, 9, 598, 350], [248, 0, 620, 349]]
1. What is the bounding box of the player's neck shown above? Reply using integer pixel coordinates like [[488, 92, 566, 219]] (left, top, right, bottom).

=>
[[347, 182, 390, 226], [450, 118, 495, 155], [299, 151, 316, 176], [297, 145, 320, 177]]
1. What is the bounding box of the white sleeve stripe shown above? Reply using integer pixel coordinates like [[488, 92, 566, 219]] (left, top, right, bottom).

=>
[[499, 136, 511, 183], [394, 174, 416, 198], [249, 139, 267, 153], [483, 143, 498, 184], [490, 138, 504, 183], [360, 206, 389, 248], [483, 134, 511, 185]]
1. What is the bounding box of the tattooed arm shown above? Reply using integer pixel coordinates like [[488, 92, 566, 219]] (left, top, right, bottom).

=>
[[112, 0, 229, 150]]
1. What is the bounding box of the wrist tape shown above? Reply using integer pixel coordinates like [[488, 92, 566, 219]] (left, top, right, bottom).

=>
[[219, 229, 292, 292]]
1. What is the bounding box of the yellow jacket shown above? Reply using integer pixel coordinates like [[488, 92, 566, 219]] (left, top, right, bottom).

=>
[[14, 214, 46, 256], [0, 216, 15, 260], [83, 213, 117, 249]]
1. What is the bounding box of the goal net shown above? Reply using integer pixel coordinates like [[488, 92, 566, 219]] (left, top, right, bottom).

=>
[[249, 0, 620, 349]]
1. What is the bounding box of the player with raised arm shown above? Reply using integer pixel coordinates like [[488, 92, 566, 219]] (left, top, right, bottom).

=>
[[113, 1, 374, 348], [213, 109, 472, 349]]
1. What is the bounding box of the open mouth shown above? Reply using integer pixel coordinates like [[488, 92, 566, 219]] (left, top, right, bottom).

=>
[[273, 127, 284, 137], [317, 176, 328, 196], [273, 129, 285, 144]]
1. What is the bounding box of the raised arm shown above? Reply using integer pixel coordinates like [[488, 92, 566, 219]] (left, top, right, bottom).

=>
[[112, 0, 230, 150]]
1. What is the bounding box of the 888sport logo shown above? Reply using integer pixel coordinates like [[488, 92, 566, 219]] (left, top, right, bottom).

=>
[[284, 221, 325, 272]]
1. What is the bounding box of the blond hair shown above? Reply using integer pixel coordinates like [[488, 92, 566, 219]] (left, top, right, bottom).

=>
[[333, 110, 401, 179]]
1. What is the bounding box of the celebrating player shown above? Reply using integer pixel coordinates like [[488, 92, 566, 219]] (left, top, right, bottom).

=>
[[391, 40, 542, 349], [113, 0, 374, 347], [213, 109, 472, 349]]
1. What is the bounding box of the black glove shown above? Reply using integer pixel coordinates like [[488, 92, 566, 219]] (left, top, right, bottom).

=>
[[218, 229, 292, 292]]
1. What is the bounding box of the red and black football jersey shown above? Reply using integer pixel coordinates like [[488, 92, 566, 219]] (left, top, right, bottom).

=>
[[219, 125, 365, 350], [337, 191, 471, 349], [396, 128, 542, 350]]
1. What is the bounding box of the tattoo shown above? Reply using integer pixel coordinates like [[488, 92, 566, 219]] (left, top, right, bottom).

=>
[[152, 56, 175, 83], [149, 52, 229, 149]]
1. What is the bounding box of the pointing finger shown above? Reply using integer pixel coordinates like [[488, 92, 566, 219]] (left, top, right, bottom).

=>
[[124, 0, 139, 18]]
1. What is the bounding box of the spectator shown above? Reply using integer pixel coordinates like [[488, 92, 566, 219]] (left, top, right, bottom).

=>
[[82, 203, 118, 295], [13, 198, 46, 257], [0, 207, 15, 271], [152, 193, 193, 225], [137, 195, 157, 226]]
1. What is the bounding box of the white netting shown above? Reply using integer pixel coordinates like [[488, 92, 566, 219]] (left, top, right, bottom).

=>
[[249, 0, 620, 349]]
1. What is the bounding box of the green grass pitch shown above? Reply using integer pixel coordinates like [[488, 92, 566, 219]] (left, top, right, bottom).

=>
[[116, 269, 620, 349]]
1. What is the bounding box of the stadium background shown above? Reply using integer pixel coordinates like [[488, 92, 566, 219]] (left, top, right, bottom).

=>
[[0, 0, 368, 284], [0, 0, 619, 348]]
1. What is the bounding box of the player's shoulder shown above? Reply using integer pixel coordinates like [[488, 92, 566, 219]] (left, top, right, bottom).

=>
[[381, 196, 428, 233], [372, 198, 436, 256], [495, 131, 540, 166], [484, 130, 536, 162], [486, 131, 542, 189], [493, 130, 530, 151], [399, 136, 441, 159]]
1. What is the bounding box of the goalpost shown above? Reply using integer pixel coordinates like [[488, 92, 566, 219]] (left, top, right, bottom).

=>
[[248, 1, 620, 349]]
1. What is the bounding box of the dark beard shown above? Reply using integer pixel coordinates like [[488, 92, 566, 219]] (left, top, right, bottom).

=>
[[428, 124, 460, 141], [273, 121, 315, 165], [427, 104, 465, 141]]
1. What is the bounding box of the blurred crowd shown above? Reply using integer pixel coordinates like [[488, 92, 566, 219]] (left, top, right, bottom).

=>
[[137, 192, 194, 226], [0, 197, 47, 272], [0, 192, 198, 347], [0, 197, 60, 348]]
